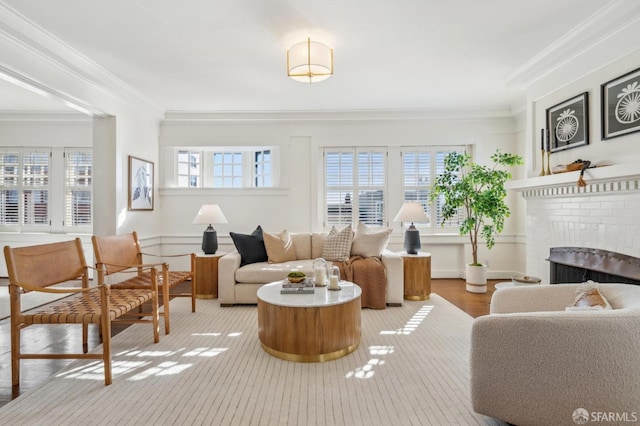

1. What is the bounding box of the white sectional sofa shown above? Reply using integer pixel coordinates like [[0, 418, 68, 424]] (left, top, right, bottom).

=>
[[218, 232, 404, 306]]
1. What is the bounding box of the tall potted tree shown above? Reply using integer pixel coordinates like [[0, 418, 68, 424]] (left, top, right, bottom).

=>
[[431, 150, 523, 293]]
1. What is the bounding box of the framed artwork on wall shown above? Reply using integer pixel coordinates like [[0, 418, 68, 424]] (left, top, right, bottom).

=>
[[546, 92, 589, 153], [128, 155, 154, 211], [601, 67, 640, 140]]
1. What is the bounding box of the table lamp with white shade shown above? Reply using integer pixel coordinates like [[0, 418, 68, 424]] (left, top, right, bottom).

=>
[[393, 202, 428, 254], [192, 204, 228, 254]]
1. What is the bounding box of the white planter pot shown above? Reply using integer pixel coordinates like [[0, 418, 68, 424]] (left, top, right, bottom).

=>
[[465, 264, 487, 293]]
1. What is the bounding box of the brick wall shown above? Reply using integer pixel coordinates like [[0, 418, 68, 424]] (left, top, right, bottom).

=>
[[523, 179, 640, 282]]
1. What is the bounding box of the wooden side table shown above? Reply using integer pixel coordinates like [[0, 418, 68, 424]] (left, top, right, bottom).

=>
[[195, 252, 225, 299], [400, 252, 431, 300]]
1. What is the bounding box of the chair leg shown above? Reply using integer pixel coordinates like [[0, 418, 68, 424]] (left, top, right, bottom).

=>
[[151, 285, 160, 344], [11, 322, 20, 387], [82, 323, 89, 353], [162, 283, 170, 335], [101, 316, 112, 386], [191, 277, 196, 313]]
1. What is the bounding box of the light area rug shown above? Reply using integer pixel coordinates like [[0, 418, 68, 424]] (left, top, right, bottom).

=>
[[0, 294, 505, 426]]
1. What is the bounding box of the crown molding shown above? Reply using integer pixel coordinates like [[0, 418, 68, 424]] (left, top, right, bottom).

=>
[[0, 1, 164, 118], [163, 107, 517, 123], [0, 111, 90, 121], [506, 0, 640, 89]]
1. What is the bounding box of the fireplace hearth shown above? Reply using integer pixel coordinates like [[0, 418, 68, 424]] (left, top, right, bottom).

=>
[[548, 247, 640, 285]]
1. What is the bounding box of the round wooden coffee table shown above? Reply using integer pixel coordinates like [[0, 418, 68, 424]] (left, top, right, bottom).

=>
[[257, 281, 362, 362]]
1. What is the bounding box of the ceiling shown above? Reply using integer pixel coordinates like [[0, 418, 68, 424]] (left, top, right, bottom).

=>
[[0, 0, 613, 114]]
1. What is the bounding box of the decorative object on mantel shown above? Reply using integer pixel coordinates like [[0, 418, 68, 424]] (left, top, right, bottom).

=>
[[539, 129, 547, 176], [546, 92, 589, 152], [551, 159, 593, 187], [601, 66, 640, 140], [431, 150, 523, 293], [545, 137, 552, 175], [538, 129, 553, 176]]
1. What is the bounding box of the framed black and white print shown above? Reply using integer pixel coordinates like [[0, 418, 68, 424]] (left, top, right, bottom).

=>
[[546, 92, 589, 152], [128, 156, 154, 211], [601, 67, 640, 140]]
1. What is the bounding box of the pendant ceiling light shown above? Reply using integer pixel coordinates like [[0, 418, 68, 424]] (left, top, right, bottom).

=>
[[287, 38, 333, 84]]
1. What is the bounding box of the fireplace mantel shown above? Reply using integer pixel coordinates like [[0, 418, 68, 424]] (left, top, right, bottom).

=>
[[506, 163, 640, 198]]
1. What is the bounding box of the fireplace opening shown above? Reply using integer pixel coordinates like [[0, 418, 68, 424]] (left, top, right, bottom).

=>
[[548, 247, 640, 286]]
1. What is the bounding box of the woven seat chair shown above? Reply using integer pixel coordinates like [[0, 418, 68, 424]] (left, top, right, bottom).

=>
[[92, 232, 196, 334], [4, 238, 160, 387]]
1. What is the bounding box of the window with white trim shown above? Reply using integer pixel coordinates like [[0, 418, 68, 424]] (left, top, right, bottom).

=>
[[324, 147, 386, 228], [174, 147, 276, 189], [213, 152, 242, 188], [177, 150, 201, 188], [401, 146, 464, 230], [0, 147, 92, 233], [64, 149, 92, 230], [0, 148, 50, 231], [254, 149, 271, 187]]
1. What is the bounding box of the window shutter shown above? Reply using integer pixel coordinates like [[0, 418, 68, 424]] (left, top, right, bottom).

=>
[[65, 150, 92, 228], [0, 152, 19, 226], [401, 150, 431, 229], [324, 150, 354, 227], [324, 148, 387, 229], [356, 150, 386, 226], [22, 151, 50, 226]]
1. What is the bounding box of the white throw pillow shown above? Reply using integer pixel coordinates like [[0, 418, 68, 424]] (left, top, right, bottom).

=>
[[321, 225, 353, 262], [351, 222, 392, 258]]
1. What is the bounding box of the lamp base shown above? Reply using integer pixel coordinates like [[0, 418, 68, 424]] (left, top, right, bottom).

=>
[[202, 225, 218, 255], [404, 225, 421, 255]]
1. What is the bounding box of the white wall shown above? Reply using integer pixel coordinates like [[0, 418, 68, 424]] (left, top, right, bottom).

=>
[[159, 115, 524, 279], [513, 17, 640, 279]]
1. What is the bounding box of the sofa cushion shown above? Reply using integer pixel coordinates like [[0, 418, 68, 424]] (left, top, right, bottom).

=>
[[311, 233, 327, 259], [235, 259, 316, 283], [351, 221, 393, 258], [263, 229, 297, 263], [230, 226, 268, 266], [321, 225, 353, 261], [291, 233, 312, 260]]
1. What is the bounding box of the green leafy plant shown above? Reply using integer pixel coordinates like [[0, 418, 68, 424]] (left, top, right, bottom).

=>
[[431, 150, 523, 266]]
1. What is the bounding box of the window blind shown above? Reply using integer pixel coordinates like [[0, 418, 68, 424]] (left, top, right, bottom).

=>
[[65, 150, 92, 228]]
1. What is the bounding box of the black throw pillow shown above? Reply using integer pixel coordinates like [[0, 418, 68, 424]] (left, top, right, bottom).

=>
[[230, 225, 268, 266]]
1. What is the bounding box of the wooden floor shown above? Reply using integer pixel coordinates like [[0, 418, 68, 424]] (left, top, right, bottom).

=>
[[0, 278, 499, 408]]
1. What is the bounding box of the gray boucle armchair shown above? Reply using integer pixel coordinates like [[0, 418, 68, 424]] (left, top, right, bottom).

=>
[[470, 283, 640, 426]]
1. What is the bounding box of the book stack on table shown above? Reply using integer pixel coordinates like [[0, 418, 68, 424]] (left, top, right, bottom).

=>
[[281, 279, 315, 294]]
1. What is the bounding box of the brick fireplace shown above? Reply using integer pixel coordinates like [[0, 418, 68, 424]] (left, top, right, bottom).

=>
[[507, 164, 640, 283]]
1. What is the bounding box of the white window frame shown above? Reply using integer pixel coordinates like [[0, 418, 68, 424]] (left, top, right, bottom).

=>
[[177, 150, 201, 188], [63, 148, 92, 232], [0, 148, 52, 232], [173, 146, 277, 189], [323, 147, 387, 230], [0, 147, 92, 234], [400, 145, 465, 233]]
